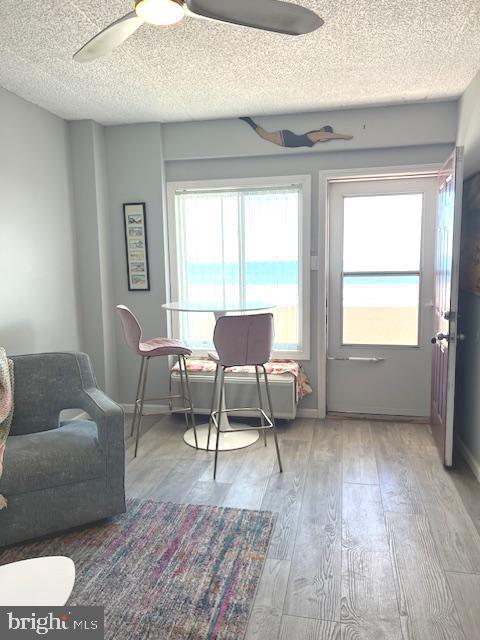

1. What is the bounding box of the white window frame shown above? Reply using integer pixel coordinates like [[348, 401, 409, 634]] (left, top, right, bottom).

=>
[[165, 175, 311, 359]]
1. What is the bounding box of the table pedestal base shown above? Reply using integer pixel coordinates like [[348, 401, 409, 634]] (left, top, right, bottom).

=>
[[183, 374, 260, 451], [184, 424, 259, 451]]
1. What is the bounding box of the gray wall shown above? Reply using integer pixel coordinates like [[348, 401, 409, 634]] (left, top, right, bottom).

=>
[[0, 86, 466, 421], [0, 90, 456, 416], [69, 120, 118, 397], [0, 87, 81, 355], [456, 239, 480, 473], [456, 71, 480, 474], [457, 70, 480, 179], [163, 102, 457, 161], [104, 124, 168, 405], [162, 101, 457, 413], [165, 143, 454, 412], [68, 122, 169, 404]]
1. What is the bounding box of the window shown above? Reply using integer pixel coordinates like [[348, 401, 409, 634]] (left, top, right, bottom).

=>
[[342, 193, 423, 346], [166, 177, 310, 357]]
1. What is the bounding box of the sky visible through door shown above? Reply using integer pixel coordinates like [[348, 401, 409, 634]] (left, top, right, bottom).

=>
[[342, 193, 423, 346]]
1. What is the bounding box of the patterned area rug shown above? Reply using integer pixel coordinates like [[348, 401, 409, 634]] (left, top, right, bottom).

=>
[[0, 499, 275, 639]]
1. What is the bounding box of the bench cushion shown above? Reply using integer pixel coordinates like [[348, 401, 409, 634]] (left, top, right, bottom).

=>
[[171, 358, 312, 400], [0, 421, 105, 497]]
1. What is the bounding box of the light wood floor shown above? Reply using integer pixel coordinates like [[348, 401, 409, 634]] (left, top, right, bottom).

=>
[[125, 415, 480, 640]]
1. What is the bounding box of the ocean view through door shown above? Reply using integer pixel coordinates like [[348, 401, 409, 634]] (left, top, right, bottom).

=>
[[327, 175, 437, 416]]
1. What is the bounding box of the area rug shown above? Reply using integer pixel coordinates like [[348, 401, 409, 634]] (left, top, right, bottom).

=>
[[0, 499, 275, 639]]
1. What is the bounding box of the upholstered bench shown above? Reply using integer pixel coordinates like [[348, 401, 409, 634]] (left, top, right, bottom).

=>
[[170, 359, 311, 420]]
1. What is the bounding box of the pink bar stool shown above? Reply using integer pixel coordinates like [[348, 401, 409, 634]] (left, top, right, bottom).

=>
[[116, 305, 198, 457], [209, 313, 283, 479]]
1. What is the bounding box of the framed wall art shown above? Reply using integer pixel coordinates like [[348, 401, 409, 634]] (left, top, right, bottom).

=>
[[123, 203, 150, 291]]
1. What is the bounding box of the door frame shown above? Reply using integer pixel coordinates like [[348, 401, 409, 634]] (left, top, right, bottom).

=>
[[317, 163, 442, 418]]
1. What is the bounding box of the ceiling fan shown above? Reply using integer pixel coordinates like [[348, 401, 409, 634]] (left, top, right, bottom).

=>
[[73, 0, 324, 62]]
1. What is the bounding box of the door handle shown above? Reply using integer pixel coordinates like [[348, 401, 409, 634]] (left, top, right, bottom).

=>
[[431, 332, 449, 344], [443, 310, 456, 320], [431, 333, 466, 344]]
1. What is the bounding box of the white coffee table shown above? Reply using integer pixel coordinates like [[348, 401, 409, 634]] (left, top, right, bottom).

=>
[[0, 556, 75, 606]]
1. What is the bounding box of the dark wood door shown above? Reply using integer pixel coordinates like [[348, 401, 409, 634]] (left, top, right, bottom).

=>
[[431, 148, 464, 466]]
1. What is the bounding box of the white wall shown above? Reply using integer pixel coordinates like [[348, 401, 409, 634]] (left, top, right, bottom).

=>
[[0, 88, 81, 355]]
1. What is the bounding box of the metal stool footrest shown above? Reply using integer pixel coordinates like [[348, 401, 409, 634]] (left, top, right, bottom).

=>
[[211, 408, 273, 432], [134, 395, 194, 410]]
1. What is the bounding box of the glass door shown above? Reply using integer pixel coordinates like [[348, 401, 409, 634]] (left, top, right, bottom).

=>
[[327, 176, 437, 416]]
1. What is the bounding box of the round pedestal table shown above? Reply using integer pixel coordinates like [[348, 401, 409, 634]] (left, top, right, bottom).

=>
[[162, 301, 275, 451]]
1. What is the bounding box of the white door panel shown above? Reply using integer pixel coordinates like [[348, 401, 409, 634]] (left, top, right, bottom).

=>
[[430, 149, 464, 466], [327, 351, 432, 415], [327, 176, 437, 416]]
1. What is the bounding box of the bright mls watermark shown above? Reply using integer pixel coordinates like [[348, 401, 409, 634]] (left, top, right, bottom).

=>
[[0, 607, 104, 639]]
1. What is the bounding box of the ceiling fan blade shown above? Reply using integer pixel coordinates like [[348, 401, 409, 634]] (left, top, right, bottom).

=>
[[73, 12, 144, 62], [185, 0, 323, 35]]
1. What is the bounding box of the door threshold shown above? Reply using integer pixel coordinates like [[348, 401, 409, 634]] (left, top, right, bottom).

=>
[[327, 411, 430, 424]]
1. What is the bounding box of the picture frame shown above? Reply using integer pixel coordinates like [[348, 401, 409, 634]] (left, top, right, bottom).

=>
[[123, 203, 150, 291]]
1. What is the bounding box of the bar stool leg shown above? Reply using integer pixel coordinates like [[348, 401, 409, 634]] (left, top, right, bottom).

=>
[[255, 365, 267, 447], [262, 365, 283, 473], [207, 364, 220, 451], [130, 358, 146, 438], [177, 355, 190, 430], [134, 356, 150, 459], [182, 355, 198, 449], [168, 362, 173, 413], [213, 367, 225, 480]]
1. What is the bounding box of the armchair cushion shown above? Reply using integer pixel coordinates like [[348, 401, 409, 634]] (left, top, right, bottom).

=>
[[9, 352, 102, 436], [0, 420, 105, 497], [0, 352, 126, 547]]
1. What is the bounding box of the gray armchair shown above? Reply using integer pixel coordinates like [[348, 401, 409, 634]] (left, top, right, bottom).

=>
[[0, 352, 126, 548]]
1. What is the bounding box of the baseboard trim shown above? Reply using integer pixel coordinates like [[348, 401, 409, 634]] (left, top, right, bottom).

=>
[[296, 408, 320, 419], [456, 436, 480, 482], [327, 411, 430, 423], [122, 403, 321, 420]]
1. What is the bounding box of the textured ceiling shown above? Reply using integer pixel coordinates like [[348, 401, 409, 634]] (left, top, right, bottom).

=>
[[0, 0, 479, 124]]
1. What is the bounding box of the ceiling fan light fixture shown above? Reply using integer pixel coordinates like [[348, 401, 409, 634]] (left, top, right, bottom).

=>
[[135, 0, 184, 25]]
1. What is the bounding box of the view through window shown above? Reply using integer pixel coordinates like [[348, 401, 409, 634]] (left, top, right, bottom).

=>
[[342, 193, 423, 346], [170, 184, 306, 354]]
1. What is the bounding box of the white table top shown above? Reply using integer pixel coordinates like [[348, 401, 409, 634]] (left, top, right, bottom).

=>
[[162, 301, 275, 313], [0, 556, 75, 606]]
